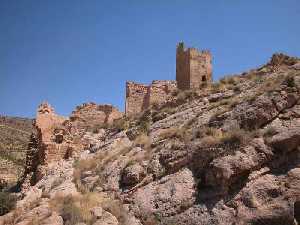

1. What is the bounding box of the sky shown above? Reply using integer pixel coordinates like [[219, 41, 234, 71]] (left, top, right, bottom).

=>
[[1, 0, 300, 118]]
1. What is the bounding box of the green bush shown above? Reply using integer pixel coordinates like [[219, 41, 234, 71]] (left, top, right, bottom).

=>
[[0, 192, 17, 216]]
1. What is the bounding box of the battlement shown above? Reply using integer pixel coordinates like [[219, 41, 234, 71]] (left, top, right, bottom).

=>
[[125, 42, 213, 116], [176, 42, 212, 90]]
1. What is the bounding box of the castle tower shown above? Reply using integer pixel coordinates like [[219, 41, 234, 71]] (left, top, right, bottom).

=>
[[176, 42, 212, 90]]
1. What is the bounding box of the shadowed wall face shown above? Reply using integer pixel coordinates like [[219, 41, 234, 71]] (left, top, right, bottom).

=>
[[125, 81, 177, 116], [176, 43, 212, 90]]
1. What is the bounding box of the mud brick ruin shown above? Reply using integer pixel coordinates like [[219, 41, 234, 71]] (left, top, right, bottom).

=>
[[125, 42, 212, 116]]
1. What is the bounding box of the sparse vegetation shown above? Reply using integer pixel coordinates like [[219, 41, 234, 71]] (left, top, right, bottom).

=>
[[0, 191, 17, 216], [263, 126, 277, 137], [50, 192, 105, 225], [284, 74, 296, 88], [111, 117, 130, 131], [134, 133, 151, 149], [176, 89, 198, 105], [136, 110, 151, 134], [196, 126, 253, 149], [158, 127, 186, 141]]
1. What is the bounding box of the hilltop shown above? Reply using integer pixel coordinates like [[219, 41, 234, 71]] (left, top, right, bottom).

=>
[[0, 52, 300, 225], [0, 116, 34, 187]]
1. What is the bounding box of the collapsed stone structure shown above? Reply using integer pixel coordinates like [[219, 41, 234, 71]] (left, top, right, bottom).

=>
[[125, 42, 212, 116], [22, 102, 123, 186], [125, 80, 177, 116]]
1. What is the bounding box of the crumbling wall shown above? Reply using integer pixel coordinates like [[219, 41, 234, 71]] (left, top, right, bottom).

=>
[[125, 82, 150, 117], [35, 102, 71, 164], [176, 42, 191, 90], [176, 42, 212, 90], [22, 101, 123, 187], [125, 81, 177, 116], [70, 102, 123, 132], [148, 80, 177, 106]]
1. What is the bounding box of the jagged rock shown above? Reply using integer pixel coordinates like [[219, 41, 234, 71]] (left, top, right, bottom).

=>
[[90, 207, 103, 220], [234, 174, 295, 225], [92, 211, 119, 225], [2, 53, 300, 225], [206, 138, 273, 192], [207, 90, 234, 102], [131, 168, 196, 219], [82, 175, 99, 190], [121, 164, 146, 188], [41, 212, 64, 225], [267, 119, 300, 152]]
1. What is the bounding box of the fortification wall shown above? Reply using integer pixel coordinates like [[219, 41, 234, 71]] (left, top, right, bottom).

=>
[[70, 102, 123, 132], [176, 43, 190, 90], [176, 43, 212, 90], [125, 80, 177, 116], [125, 82, 149, 117]]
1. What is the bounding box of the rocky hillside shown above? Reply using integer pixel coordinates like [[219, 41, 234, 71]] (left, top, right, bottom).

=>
[[1, 53, 300, 225], [0, 116, 34, 187]]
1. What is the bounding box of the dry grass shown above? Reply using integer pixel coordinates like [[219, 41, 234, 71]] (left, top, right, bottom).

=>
[[50, 192, 107, 225], [101, 199, 131, 225], [0, 191, 17, 216], [197, 127, 253, 148], [158, 127, 189, 142], [111, 117, 130, 131], [134, 133, 151, 149], [176, 90, 198, 105]]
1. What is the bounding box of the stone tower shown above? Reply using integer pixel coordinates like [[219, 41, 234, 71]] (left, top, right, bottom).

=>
[[176, 42, 212, 90]]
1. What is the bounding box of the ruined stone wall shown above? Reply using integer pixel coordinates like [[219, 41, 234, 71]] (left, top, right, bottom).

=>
[[189, 49, 212, 88], [34, 102, 123, 164], [176, 42, 212, 90], [148, 80, 177, 106], [125, 81, 177, 116], [22, 101, 123, 186], [176, 42, 190, 90], [125, 82, 149, 117], [70, 102, 123, 132], [35, 102, 71, 164]]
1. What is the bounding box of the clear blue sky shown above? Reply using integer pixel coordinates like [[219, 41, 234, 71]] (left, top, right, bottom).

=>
[[1, 0, 299, 118]]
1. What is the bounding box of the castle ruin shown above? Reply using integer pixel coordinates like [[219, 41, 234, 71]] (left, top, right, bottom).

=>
[[176, 42, 212, 90], [125, 42, 212, 116]]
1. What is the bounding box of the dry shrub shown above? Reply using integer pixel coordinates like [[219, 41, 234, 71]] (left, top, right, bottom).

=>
[[50, 192, 106, 225], [284, 74, 296, 88], [263, 126, 277, 138], [101, 199, 130, 225], [134, 133, 151, 149], [176, 90, 198, 105], [210, 82, 226, 93], [220, 129, 248, 146], [137, 110, 151, 134], [73, 157, 99, 193], [0, 192, 17, 216], [158, 127, 187, 141], [220, 75, 238, 86], [198, 127, 252, 148], [200, 135, 221, 147], [111, 117, 130, 131]]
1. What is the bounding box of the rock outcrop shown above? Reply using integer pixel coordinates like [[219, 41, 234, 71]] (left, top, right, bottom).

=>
[[1, 53, 300, 225]]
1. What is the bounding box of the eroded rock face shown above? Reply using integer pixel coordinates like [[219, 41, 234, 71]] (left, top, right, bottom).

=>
[[21, 102, 123, 188], [2, 53, 300, 225], [70, 102, 123, 132]]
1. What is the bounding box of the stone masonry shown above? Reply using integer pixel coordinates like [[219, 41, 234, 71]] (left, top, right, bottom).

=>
[[125, 42, 212, 116], [125, 80, 177, 117], [176, 42, 212, 90]]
